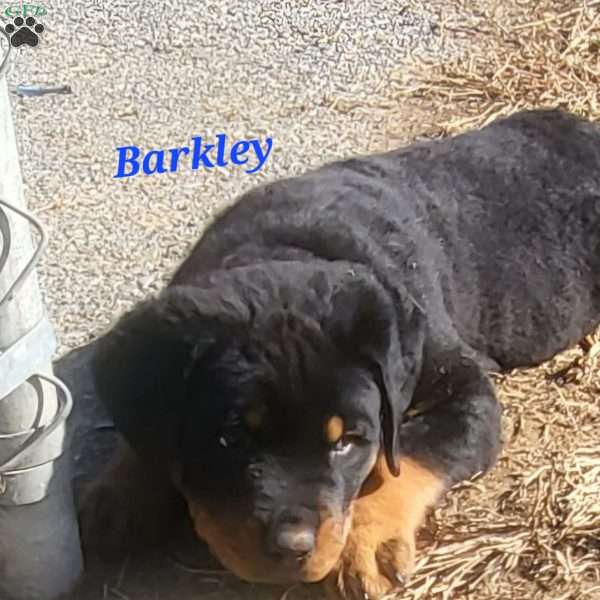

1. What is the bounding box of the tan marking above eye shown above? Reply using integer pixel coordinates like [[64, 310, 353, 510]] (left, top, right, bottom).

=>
[[324, 415, 345, 445]]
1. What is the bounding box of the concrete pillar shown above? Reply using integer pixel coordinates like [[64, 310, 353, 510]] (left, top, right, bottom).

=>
[[0, 34, 83, 600]]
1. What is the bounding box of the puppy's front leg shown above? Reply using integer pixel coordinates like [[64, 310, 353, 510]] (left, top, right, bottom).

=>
[[326, 454, 444, 600], [78, 437, 183, 561], [327, 356, 502, 600]]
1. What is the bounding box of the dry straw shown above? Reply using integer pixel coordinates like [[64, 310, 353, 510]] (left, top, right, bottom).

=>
[[384, 2, 600, 599], [390, 0, 600, 136]]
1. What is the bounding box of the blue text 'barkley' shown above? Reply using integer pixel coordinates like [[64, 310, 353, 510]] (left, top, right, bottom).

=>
[[114, 134, 273, 179]]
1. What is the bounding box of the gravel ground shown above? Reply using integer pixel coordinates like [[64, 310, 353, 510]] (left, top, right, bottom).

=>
[[2, 2, 460, 598], [4, 0, 454, 354]]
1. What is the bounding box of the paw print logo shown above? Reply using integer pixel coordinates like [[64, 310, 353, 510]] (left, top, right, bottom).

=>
[[4, 16, 44, 48]]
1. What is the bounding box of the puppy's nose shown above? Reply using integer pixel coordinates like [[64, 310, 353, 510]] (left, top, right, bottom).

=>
[[271, 524, 315, 559]]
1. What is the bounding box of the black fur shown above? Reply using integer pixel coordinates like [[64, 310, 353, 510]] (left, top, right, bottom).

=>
[[90, 109, 600, 572]]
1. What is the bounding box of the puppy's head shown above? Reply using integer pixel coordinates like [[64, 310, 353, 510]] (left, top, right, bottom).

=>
[[92, 264, 423, 583]]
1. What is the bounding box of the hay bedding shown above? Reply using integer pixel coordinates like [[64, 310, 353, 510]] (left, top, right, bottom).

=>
[[389, 0, 600, 137], [402, 339, 600, 600], [372, 2, 600, 599]]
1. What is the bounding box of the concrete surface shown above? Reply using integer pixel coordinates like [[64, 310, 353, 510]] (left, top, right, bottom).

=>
[[1, 1, 458, 598], [4, 0, 453, 353]]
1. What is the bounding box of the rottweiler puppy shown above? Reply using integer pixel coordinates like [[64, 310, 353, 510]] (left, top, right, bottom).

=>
[[81, 109, 600, 599]]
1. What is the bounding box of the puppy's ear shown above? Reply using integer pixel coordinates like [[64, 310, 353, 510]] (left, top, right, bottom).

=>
[[327, 272, 425, 476], [91, 286, 238, 461]]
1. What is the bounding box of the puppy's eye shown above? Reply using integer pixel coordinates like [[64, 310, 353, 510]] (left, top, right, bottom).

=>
[[220, 413, 244, 449], [332, 433, 363, 455], [219, 435, 234, 448]]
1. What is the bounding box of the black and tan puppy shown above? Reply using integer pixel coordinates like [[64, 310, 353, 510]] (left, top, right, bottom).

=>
[[82, 109, 600, 599]]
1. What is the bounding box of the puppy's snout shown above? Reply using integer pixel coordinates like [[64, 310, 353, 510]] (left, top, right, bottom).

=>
[[267, 509, 317, 560], [274, 525, 315, 558]]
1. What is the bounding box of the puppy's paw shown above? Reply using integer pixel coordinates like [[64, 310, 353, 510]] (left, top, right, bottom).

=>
[[325, 528, 414, 600], [324, 455, 444, 599]]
